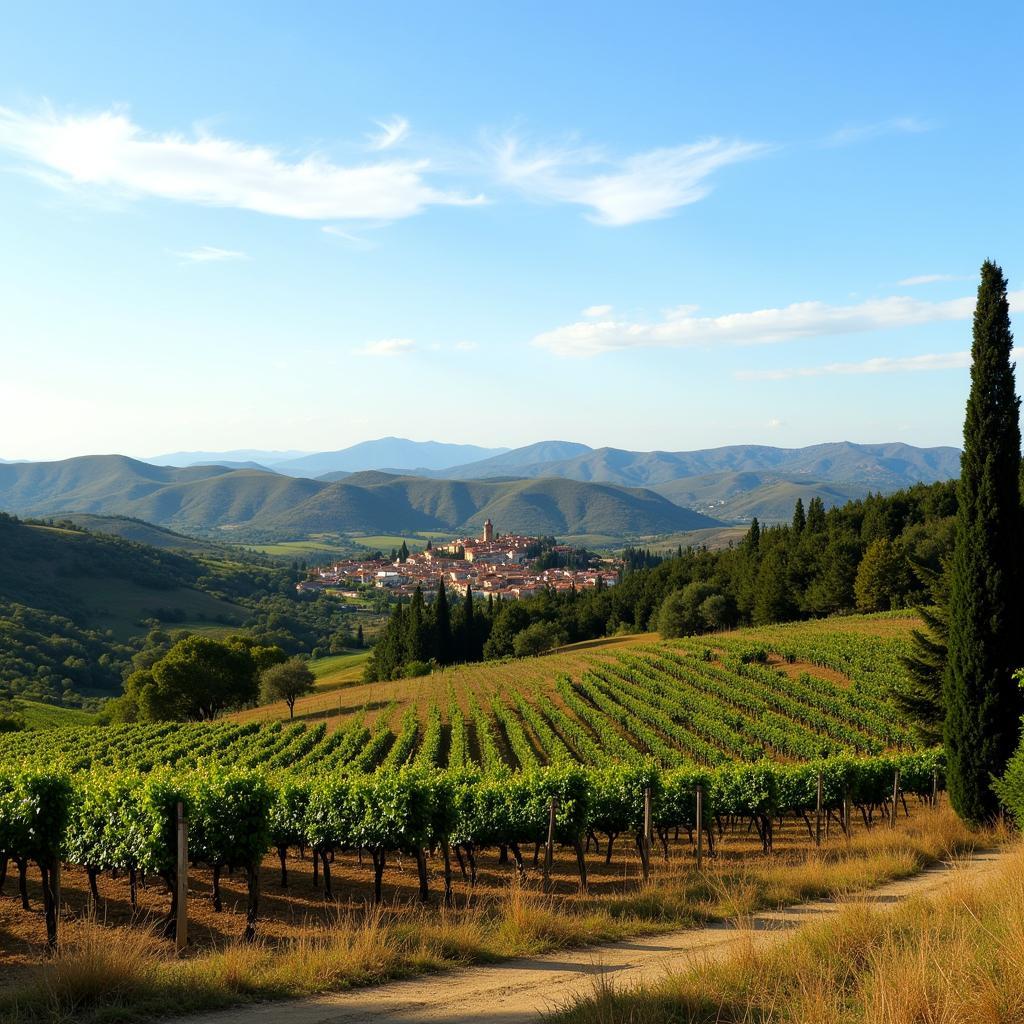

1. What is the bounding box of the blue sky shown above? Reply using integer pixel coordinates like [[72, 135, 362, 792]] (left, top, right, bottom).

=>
[[1, 1, 1021, 461]]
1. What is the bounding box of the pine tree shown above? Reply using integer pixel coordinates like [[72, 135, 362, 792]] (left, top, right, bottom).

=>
[[745, 517, 761, 553], [806, 496, 826, 534], [356, 623, 364, 648], [433, 578, 453, 665], [398, 540, 409, 563], [894, 562, 948, 746], [944, 260, 1024, 823], [792, 499, 806, 535], [753, 546, 794, 625]]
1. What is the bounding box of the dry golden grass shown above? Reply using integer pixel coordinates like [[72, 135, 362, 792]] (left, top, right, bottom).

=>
[[548, 821, 1022, 1024], [0, 804, 988, 1024]]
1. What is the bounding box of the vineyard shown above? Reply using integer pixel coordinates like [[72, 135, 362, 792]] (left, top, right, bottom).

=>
[[0, 613, 938, 953]]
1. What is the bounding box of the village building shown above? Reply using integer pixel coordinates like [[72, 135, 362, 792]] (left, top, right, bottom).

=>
[[299, 522, 620, 601]]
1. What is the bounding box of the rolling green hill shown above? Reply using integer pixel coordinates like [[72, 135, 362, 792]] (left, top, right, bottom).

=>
[[651, 472, 872, 522], [0, 456, 721, 538], [248, 474, 720, 537], [51, 513, 225, 553], [0, 514, 271, 705], [0, 512, 380, 709], [438, 440, 961, 488]]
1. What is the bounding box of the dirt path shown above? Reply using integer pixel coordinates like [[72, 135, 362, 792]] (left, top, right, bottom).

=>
[[179, 847, 1007, 1024]]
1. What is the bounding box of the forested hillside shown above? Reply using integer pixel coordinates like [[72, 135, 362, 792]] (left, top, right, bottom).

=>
[[0, 514, 355, 707]]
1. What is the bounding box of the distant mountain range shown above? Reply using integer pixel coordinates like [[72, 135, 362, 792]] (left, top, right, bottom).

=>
[[0, 440, 962, 538], [410, 440, 961, 520], [0, 456, 715, 539], [147, 438, 508, 475]]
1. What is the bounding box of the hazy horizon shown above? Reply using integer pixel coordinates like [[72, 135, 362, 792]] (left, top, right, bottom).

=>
[[0, 435, 964, 468]]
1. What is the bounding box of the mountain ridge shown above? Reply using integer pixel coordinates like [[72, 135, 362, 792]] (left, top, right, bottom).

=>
[[0, 440, 962, 535], [0, 456, 716, 538]]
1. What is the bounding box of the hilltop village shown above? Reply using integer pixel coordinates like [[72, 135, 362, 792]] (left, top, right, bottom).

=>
[[298, 519, 621, 601]]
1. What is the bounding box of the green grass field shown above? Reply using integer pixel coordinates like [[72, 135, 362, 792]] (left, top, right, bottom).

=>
[[308, 650, 371, 688], [13, 699, 99, 729], [59, 578, 246, 640], [170, 622, 241, 639], [248, 536, 353, 558]]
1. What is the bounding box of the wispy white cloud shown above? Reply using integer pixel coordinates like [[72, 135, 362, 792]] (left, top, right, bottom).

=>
[[367, 115, 410, 151], [493, 135, 768, 226], [582, 304, 612, 318], [174, 246, 249, 263], [738, 351, 974, 380], [355, 338, 416, 357], [825, 117, 930, 147], [766, 417, 786, 428], [533, 291, 1024, 358], [741, 343, 1024, 381], [897, 273, 958, 287], [321, 224, 379, 250], [454, 340, 479, 351], [0, 104, 482, 220]]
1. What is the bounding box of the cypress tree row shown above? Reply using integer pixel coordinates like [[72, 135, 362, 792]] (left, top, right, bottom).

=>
[[943, 260, 1024, 823]]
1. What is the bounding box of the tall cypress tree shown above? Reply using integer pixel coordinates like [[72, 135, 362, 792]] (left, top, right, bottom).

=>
[[461, 585, 476, 661], [944, 260, 1024, 823], [434, 579, 453, 665], [806, 496, 826, 534], [406, 587, 427, 662]]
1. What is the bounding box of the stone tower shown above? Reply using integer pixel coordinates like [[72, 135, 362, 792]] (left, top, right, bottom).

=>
[[482, 518, 493, 543]]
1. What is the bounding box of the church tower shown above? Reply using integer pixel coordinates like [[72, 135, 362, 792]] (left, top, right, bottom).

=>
[[482, 518, 493, 543]]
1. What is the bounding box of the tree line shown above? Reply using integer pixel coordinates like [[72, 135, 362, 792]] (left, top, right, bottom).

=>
[[363, 478, 959, 683]]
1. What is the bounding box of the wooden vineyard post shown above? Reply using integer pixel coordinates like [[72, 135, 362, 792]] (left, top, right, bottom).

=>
[[890, 769, 901, 830], [543, 797, 558, 891], [442, 840, 453, 907], [53, 860, 61, 940], [175, 801, 188, 952], [695, 784, 704, 871], [815, 771, 823, 848], [931, 768, 938, 807], [844, 787, 852, 844], [642, 786, 652, 883]]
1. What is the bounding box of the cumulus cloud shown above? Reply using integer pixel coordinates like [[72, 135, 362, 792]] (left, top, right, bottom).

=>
[[825, 117, 930, 146], [0, 104, 483, 220], [493, 135, 768, 226], [174, 246, 248, 263], [367, 115, 410, 151], [532, 291, 1023, 357], [355, 338, 416, 357]]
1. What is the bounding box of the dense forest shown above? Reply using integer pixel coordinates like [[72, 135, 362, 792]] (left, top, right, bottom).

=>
[[365, 480, 956, 681]]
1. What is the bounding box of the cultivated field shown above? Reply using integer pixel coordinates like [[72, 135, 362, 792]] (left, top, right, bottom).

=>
[[1, 611, 952, 1023]]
